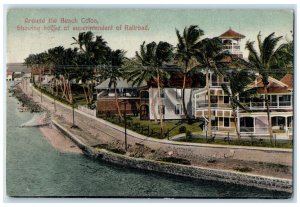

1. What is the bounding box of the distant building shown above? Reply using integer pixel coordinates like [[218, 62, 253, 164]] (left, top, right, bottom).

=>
[[12, 71, 24, 81], [6, 71, 13, 81], [31, 67, 54, 85]]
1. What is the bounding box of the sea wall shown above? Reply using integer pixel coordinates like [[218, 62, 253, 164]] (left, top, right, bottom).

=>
[[52, 120, 293, 193]]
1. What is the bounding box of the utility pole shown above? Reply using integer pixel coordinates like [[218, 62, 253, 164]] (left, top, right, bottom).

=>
[[40, 87, 42, 103], [53, 94, 56, 112], [206, 69, 212, 137], [71, 101, 77, 128], [124, 102, 128, 151]]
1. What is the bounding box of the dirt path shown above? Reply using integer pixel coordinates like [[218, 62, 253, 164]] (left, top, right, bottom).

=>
[[19, 82, 293, 179]]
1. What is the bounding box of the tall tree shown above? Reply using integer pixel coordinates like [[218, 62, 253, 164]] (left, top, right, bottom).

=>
[[245, 32, 289, 142], [126, 41, 173, 132], [101, 49, 127, 118], [72, 32, 112, 106], [195, 37, 232, 137], [55, 48, 78, 104], [221, 70, 255, 140], [48, 46, 65, 95], [175, 25, 204, 119], [71, 31, 94, 52]]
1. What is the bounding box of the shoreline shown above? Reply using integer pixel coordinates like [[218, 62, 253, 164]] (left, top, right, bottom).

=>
[[52, 119, 292, 194], [39, 124, 82, 154], [11, 83, 293, 193]]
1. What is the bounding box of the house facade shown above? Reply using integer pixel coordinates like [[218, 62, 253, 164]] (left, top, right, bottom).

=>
[[194, 73, 293, 139], [149, 87, 199, 120], [6, 71, 13, 81], [148, 69, 204, 120], [219, 28, 245, 58], [192, 28, 293, 140], [95, 78, 149, 119], [31, 67, 54, 85]]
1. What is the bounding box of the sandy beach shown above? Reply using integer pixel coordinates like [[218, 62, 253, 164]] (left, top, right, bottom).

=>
[[39, 124, 82, 154]]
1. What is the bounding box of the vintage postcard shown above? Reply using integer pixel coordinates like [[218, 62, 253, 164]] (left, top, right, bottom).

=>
[[5, 7, 294, 198]]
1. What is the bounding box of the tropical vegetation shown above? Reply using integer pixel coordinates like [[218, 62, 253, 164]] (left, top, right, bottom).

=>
[[23, 27, 293, 142]]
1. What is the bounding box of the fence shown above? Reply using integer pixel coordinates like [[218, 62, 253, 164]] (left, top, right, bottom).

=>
[[78, 105, 97, 117]]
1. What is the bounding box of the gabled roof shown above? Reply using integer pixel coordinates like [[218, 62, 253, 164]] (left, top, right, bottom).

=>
[[94, 78, 147, 89], [219, 28, 245, 39], [247, 74, 292, 94], [280, 74, 293, 90]]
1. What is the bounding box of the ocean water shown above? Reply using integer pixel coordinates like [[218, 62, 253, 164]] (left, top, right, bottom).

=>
[[6, 84, 291, 198]]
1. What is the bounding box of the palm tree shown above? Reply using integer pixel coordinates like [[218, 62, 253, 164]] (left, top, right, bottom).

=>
[[72, 32, 112, 106], [74, 53, 94, 106], [175, 25, 204, 119], [221, 70, 255, 140], [245, 32, 288, 142], [102, 49, 127, 119], [47, 46, 65, 96], [270, 35, 294, 79], [195, 37, 232, 137], [126, 41, 173, 133], [55, 47, 78, 104], [72, 31, 94, 52]]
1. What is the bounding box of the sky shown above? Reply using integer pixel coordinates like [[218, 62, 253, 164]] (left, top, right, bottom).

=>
[[6, 8, 294, 63]]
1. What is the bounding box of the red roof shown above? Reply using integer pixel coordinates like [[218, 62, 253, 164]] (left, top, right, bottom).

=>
[[31, 67, 52, 75], [249, 74, 293, 94], [7, 71, 13, 75], [280, 74, 293, 89], [219, 28, 245, 39]]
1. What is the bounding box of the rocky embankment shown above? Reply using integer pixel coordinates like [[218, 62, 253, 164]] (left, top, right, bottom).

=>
[[9, 86, 43, 113]]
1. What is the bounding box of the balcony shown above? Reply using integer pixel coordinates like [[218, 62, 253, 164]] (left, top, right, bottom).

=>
[[210, 81, 229, 87], [242, 101, 292, 110], [196, 102, 231, 109], [222, 45, 242, 54]]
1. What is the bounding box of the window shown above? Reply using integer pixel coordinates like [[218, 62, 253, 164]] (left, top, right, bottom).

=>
[[224, 96, 229, 104], [160, 89, 165, 98], [176, 88, 182, 99], [175, 104, 182, 115], [272, 116, 285, 126], [210, 96, 218, 103], [158, 105, 165, 115], [223, 76, 229, 83], [224, 118, 230, 127]]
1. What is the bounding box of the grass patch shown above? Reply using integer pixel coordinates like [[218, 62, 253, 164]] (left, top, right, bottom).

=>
[[35, 85, 89, 107], [233, 166, 253, 173], [101, 115, 202, 139], [157, 157, 191, 165]]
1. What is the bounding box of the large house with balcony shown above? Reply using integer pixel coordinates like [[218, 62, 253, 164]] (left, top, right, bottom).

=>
[[192, 28, 293, 139], [194, 73, 293, 139], [238, 74, 293, 139]]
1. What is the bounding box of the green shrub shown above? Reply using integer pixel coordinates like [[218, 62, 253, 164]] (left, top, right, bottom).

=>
[[179, 126, 186, 133], [233, 166, 253, 173], [158, 157, 191, 165], [185, 130, 192, 139]]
